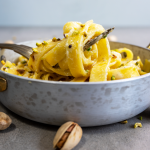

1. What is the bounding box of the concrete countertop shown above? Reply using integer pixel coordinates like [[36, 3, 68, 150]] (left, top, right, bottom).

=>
[[0, 27, 150, 150]]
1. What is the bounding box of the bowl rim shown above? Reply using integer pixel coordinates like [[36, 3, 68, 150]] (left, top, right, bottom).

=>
[[0, 40, 150, 85]]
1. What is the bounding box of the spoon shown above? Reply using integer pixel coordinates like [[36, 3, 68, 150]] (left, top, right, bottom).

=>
[[0, 27, 114, 59]]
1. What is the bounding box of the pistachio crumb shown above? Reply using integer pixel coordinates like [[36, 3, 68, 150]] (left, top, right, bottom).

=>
[[103, 34, 108, 38], [52, 37, 57, 42], [43, 41, 48, 45], [135, 62, 139, 65], [111, 75, 115, 80], [21, 60, 27, 64], [85, 70, 89, 73], [138, 116, 142, 120], [32, 48, 38, 53], [118, 64, 124, 68], [36, 42, 42, 47], [120, 120, 128, 124], [87, 47, 91, 51], [72, 30, 79, 36], [134, 123, 142, 128]]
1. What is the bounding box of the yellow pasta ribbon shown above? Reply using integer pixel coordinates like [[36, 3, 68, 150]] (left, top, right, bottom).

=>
[[114, 48, 133, 65], [1, 20, 146, 82], [90, 38, 111, 82], [108, 66, 140, 80]]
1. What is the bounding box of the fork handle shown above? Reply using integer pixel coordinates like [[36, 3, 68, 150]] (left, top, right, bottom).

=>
[[0, 43, 33, 59]]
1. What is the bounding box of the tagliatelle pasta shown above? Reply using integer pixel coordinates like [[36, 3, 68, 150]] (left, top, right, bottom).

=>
[[0, 20, 148, 82]]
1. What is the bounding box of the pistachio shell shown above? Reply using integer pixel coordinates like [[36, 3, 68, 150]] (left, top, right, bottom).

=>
[[53, 121, 82, 150], [53, 121, 73, 148], [0, 112, 12, 130], [61, 123, 82, 150]]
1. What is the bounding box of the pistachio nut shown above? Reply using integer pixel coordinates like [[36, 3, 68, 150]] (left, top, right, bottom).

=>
[[0, 112, 12, 130], [53, 121, 82, 150]]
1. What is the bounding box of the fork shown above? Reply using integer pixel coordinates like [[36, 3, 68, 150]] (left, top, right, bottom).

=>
[[0, 27, 114, 60]]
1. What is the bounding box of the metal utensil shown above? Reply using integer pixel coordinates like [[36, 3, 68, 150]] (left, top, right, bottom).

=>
[[0, 44, 33, 59], [83, 27, 114, 50], [0, 27, 114, 59]]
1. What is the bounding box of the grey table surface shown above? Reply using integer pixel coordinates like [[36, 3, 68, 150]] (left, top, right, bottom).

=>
[[0, 27, 150, 150]]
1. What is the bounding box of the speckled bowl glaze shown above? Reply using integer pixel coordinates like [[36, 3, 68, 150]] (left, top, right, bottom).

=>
[[0, 41, 150, 127]]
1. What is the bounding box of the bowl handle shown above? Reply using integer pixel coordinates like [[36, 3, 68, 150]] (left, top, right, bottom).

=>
[[0, 76, 7, 92]]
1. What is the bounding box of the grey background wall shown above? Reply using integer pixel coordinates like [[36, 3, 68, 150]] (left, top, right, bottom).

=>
[[0, 0, 150, 27]]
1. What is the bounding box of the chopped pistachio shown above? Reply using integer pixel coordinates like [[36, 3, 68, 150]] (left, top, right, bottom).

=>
[[118, 64, 124, 68], [120, 120, 128, 124], [6, 66, 10, 68], [87, 47, 91, 51], [133, 68, 136, 71], [52, 37, 57, 42], [36, 42, 42, 47], [1, 60, 5, 65], [138, 116, 142, 120], [111, 75, 115, 80], [135, 62, 139, 65], [21, 60, 27, 64], [103, 34, 108, 38], [72, 30, 79, 36], [134, 123, 142, 128], [85, 70, 89, 73], [32, 48, 38, 53], [43, 41, 48, 45]]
